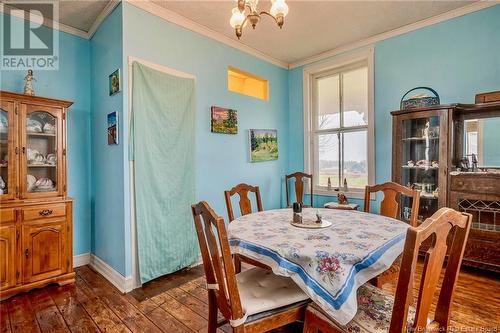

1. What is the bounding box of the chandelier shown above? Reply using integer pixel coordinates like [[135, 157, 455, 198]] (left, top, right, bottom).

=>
[[230, 0, 289, 39]]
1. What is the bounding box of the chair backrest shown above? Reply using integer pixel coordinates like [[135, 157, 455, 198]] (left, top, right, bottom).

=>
[[364, 181, 421, 226], [286, 172, 313, 207], [389, 208, 472, 333], [191, 201, 244, 323], [224, 183, 263, 222]]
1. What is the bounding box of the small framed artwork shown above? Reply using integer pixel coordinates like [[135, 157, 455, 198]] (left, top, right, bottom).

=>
[[109, 69, 121, 96], [107, 111, 118, 145], [249, 129, 278, 162], [211, 106, 238, 134]]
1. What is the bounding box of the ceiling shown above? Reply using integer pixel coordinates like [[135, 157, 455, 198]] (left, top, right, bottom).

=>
[[58, 0, 110, 32], [4, 0, 485, 64], [152, 1, 475, 64]]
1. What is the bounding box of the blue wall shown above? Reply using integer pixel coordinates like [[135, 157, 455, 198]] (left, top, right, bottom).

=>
[[0, 15, 92, 256], [288, 5, 500, 207], [89, 5, 127, 276]]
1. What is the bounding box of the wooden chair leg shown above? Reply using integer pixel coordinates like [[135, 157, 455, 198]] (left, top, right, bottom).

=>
[[234, 255, 242, 274], [208, 290, 218, 333]]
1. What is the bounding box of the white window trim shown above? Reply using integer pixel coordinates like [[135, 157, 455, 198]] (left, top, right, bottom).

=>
[[303, 47, 375, 199]]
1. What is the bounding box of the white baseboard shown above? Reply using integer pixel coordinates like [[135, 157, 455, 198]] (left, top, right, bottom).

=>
[[89, 254, 133, 293], [73, 253, 91, 268]]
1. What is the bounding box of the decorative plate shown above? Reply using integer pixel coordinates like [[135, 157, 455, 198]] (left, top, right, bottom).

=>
[[27, 119, 42, 133], [291, 219, 333, 229], [43, 123, 55, 134], [27, 174, 36, 192]]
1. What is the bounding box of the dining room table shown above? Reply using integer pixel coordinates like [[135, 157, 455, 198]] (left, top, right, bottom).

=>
[[227, 207, 410, 325]]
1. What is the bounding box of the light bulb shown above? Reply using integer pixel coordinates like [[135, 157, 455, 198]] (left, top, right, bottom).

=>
[[270, 0, 289, 17], [229, 7, 245, 28]]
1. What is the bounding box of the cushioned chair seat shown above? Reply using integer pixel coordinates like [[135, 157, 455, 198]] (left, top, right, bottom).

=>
[[307, 283, 418, 333], [237, 267, 309, 317]]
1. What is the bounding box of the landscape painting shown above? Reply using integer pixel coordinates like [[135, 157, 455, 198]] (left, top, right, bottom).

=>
[[211, 106, 237, 134], [249, 129, 278, 162]]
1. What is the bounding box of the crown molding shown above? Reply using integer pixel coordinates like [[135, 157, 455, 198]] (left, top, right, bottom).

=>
[[289, 1, 499, 69], [87, 0, 121, 39], [0, 2, 88, 39], [124, 0, 289, 69]]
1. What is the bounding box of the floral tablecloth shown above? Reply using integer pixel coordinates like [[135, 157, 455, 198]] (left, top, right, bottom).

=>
[[228, 208, 409, 325]]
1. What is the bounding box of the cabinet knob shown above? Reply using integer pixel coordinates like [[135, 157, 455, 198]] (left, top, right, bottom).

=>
[[458, 181, 464, 186], [25, 249, 29, 258], [39, 209, 53, 217]]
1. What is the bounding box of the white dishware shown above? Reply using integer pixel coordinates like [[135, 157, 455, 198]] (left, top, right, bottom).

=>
[[27, 174, 36, 192], [31, 153, 45, 165], [291, 218, 333, 229], [46, 154, 57, 165], [27, 118, 42, 133], [34, 177, 54, 191], [43, 123, 55, 134]]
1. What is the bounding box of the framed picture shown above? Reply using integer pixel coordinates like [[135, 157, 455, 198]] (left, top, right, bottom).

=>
[[109, 69, 121, 96], [249, 129, 278, 162], [107, 111, 118, 145], [211, 106, 237, 134]]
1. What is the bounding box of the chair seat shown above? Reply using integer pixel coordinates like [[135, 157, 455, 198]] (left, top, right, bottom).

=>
[[308, 283, 419, 333], [237, 267, 309, 317]]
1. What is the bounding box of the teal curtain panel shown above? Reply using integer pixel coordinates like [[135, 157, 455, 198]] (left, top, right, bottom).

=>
[[131, 62, 198, 283]]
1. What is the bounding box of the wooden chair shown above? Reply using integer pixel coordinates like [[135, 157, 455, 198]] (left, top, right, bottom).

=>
[[364, 182, 421, 226], [364, 182, 421, 287], [303, 208, 472, 333], [224, 183, 267, 273], [191, 201, 309, 333], [285, 172, 313, 207], [224, 183, 263, 222]]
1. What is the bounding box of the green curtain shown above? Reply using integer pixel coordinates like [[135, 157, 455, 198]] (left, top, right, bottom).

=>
[[131, 62, 198, 283]]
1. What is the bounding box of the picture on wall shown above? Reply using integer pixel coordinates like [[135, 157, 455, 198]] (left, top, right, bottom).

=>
[[211, 106, 238, 134], [249, 129, 278, 162], [107, 111, 118, 145], [109, 69, 121, 95]]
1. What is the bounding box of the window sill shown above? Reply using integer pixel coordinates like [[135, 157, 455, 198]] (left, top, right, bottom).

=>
[[312, 188, 365, 200]]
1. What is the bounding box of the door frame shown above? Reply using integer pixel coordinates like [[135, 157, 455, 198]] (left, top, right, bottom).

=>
[[127, 56, 196, 289]]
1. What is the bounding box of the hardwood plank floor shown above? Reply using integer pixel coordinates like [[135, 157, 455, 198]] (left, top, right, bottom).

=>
[[0, 264, 498, 332]]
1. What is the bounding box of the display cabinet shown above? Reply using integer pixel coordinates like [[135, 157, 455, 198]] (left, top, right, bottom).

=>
[[0, 91, 74, 300], [391, 106, 452, 223]]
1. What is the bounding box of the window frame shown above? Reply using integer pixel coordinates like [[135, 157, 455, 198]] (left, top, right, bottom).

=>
[[303, 48, 375, 199]]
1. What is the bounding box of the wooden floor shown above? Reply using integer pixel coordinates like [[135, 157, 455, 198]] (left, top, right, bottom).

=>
[[0, 264, 499, 332]]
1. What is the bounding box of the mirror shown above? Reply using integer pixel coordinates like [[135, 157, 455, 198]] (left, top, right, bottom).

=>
[[463, 118, 500, 167]]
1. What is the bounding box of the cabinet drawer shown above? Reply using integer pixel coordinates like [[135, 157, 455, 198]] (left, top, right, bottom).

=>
[[22, 204, 66, 221], [450, 175, 500, 194], [0, 209, 16, 224]]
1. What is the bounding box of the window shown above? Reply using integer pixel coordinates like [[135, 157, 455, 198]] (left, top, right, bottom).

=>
[[304, 51, 374, 197], [228, 66, 268, 100]]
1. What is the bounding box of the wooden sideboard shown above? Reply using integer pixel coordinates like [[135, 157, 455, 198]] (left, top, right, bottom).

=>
[[0, 91, 74, 300], [449, 173, 500, 272], [392, 102, 500, 272]]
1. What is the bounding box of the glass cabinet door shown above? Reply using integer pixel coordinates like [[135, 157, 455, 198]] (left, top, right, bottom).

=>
[[21, 104, 62, 198], [0, 101, 15, 200], [399, 115, 443, 222]]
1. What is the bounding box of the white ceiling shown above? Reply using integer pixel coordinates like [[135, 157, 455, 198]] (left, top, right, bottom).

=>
[[58, 0, 110, 32], [153, 1, 475, 64]]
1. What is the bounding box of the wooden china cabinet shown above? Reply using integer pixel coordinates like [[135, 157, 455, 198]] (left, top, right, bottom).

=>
[[391, 106, 452, 223], [0, 91, 74, 300]]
